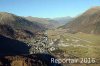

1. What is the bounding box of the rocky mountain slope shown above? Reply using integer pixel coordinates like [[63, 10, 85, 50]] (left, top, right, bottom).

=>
[[61, 6, 100, 34], [0, 12, 45, 39]]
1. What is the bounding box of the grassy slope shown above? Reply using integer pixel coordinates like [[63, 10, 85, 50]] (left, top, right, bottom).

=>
[[46, 29, 100, 65]]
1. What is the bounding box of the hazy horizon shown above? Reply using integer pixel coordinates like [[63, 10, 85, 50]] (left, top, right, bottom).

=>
[[0, 0, 100, 18]]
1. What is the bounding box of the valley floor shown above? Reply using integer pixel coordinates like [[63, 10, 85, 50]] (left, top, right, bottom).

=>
[[46, 29, 100, 66]]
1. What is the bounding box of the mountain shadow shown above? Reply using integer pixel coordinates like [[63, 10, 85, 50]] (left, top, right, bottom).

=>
[[0, 35, 30, 56], [0, 35, 63, 66], [0, 54, 62, 66], [35, 53, 62, 66]]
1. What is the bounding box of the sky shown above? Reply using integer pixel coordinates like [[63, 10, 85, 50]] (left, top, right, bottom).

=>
[[0, 0, 100, 18]]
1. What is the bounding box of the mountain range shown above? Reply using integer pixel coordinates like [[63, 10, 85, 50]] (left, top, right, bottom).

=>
[[0, 12, 46, 39], [53, 16, 73, 26], [61, 6, 100, 34], [0, 6, 100, 44], [25, 16, 73, 29], [0, 6, 100, 66]]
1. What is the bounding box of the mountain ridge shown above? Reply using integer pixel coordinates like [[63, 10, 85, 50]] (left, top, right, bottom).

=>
[[61, 6, 100, 34], [25, 16, 73, 29], [0, 12, 45, 39]]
